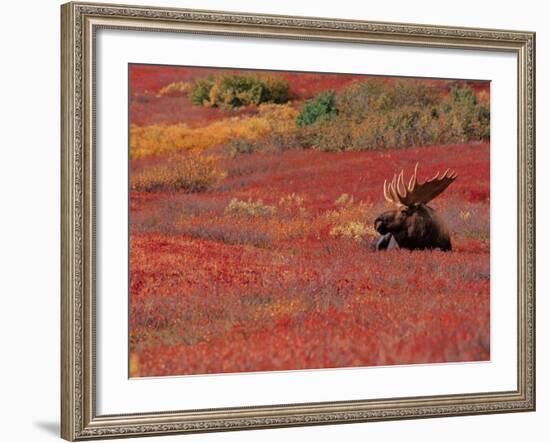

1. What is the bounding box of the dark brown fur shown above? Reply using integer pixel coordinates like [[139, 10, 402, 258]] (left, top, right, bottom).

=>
[[374, 204, 452, 251]]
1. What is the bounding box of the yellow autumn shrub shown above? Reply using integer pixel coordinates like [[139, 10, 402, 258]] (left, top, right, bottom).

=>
[[130, 103, 298, 159], [131, 153, 226, 193], [327, 194, 378, 242], [224, 198, 276, 218], [157, 81, 191, 97], [330, 221, 376, 242]]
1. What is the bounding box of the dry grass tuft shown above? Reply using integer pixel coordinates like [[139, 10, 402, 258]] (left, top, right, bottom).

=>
[[131, 153, 226, 193]]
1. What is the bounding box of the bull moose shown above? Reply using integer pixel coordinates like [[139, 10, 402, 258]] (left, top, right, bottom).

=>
[[374, 163, 457, 251]]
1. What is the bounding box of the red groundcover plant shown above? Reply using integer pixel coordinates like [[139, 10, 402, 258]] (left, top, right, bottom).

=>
[[129, 64, 490, 377]]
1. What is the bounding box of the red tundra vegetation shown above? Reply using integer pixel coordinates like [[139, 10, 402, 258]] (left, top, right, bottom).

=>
[[129, 65, 490, 377]]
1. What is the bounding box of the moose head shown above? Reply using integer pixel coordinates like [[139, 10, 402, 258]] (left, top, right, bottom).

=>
[[374, 163, 457, 251]]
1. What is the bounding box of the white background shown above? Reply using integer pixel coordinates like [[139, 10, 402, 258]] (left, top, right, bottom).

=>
[[0, 0, 547, 442], [97, 28, 518, 414]]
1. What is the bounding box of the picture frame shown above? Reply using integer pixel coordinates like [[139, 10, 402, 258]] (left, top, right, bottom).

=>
[[61, 1, 536, 440]]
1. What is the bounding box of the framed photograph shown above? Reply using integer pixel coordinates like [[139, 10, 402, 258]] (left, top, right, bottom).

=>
[[61, 1, 536, 440]]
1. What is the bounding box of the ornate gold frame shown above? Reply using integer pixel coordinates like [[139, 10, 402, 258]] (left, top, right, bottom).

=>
[[61, 1, 536, 440]]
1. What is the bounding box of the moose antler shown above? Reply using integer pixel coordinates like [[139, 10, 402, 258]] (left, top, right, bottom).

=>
[[383, 162, 457, 207]]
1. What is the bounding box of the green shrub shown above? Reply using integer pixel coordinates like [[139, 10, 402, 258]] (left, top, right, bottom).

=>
[[390, 80, 440, 109], [213, 77, 489, 154], [314, 120, 354, 152], [189, 78, 215, 106], [262, 76, 291, 105], [296, 91, 338, 127], [336, 79, 439, 121], [360, 108, 448, 150], [438, 86, 490, 142], [298, 81, 489, 151], [476, 105, 491, 139], [189, 74, 289, 108], [336, 79, 388, 121]]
